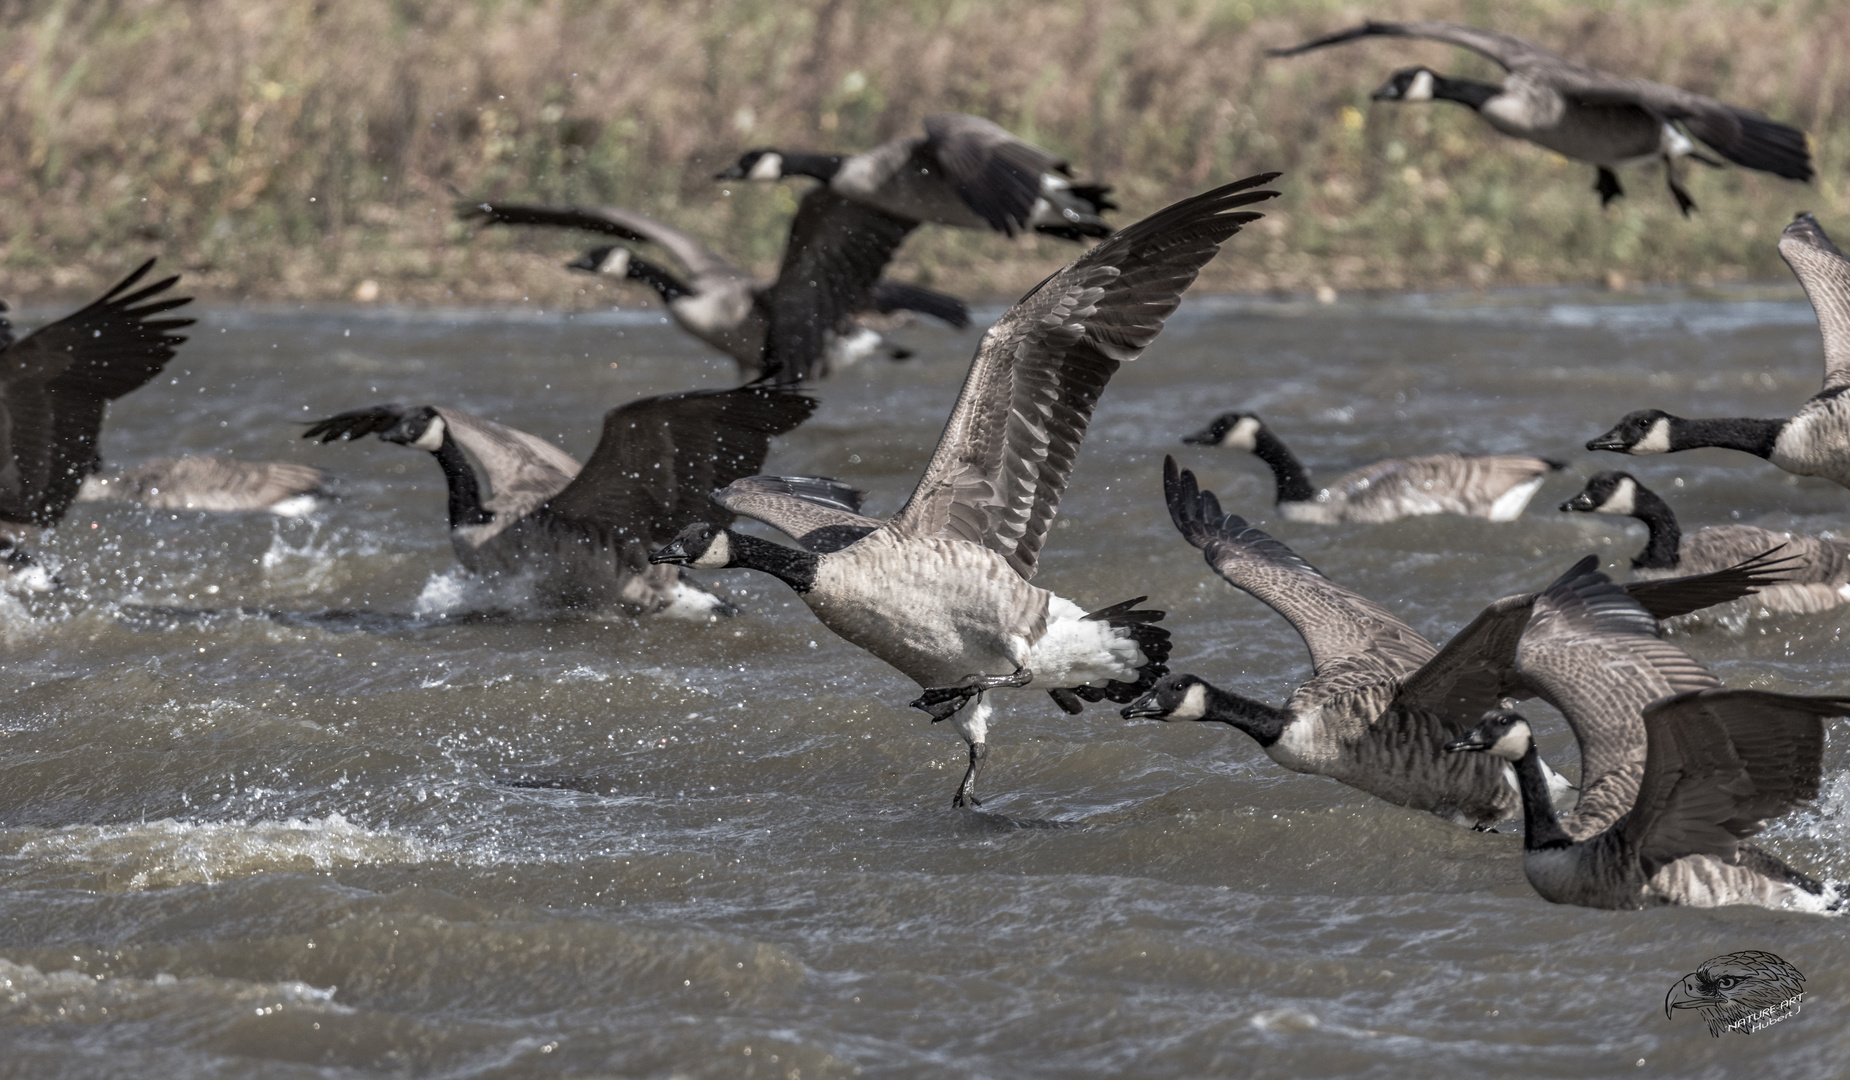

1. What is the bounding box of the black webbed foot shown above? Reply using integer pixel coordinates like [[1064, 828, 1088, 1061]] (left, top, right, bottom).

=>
[[1667, 174, 1698, 217], [909, 667, 1032, 720], [1594, 167, 1624, 208], [952, 741, 988, 808]]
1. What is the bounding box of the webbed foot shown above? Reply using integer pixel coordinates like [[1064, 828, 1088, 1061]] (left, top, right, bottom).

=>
[[910, 667, 1032, 720]]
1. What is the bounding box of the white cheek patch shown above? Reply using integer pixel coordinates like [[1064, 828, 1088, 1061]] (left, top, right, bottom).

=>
[[747, 152, 784, 181], [599, 248, 632, 277], [411, 415, 447, 452], [1489, 722, 1531, 760], [691, 531, 732, 569], [1633, 417, 1672, 455], [1168, 682, 1209, 721], [1594, 476, 1638, 515], [1221, 416, 1262, 451], [1406, 69, 1436, 102]]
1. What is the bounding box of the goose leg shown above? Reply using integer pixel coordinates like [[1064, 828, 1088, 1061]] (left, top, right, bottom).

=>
[[909, 667, 1032, 720], [953, 741, 988, 808], [1593, 167, 1624, 208], [1664, 159, 1698, 217], [948, 695, 994, 808]]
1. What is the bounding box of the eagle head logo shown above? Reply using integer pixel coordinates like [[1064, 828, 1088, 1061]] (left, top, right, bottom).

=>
[[1666, 951, 1805, 1037]]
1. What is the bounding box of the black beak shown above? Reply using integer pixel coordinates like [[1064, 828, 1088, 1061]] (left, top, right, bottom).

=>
[[649, 541, 689, 566], [1559, 492, 1598, 512], [714, 164, 746, 180], [1120, 694, 1166, 721], [1180, 428, 1217, 446], [1369, 86, 1398, 101], [1443, 731, 1492, 754], [1585, 429, 1629, 452]]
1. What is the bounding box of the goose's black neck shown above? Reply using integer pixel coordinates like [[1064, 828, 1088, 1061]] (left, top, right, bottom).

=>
[[1432, 74, 1501, 110], [1200, 681, 1290, 747], [1624, 484, 1683, 571], [431, 436, 494, 529], [1250, 427, 1318, 505], [778, 152, 845, 181], [726, 530, 820, 593], [1669, 416, 1785, 458], [1514, 746, 1574, 851], [626, 255, 692, 303]]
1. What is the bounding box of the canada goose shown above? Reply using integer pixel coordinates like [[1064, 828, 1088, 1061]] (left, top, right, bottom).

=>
[[716, 113, 1116, 241], [306, 385, 815, 616], [1448, 695, 1847, 911], [1183, 412, 1560, 523], [0, 259, 192, 586], [76, 456, 332, 516], [1270, 21, 1812, 215], [461, 191, 967, 383], [1589, 214, 1850, 487], [1562, 470, 1850, 614], [651, 176, 1284, 807], [1119, 458, 1782, 830]]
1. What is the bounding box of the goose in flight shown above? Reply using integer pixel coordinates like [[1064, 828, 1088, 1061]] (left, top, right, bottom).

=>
[[717, 113, 1116, 241], [306, 385, 815, 616], [461, 190, 968, 383], [1121, 458, 1785, 830], [0, 259, 193, 586], [77, 456, 332, 516], [1184, 411, 1560, 523], [1589, 214, 1850, 487], [1270, 20, 1812, 215], [1445, 564, 1849, 911], [1562, 470, 1850, 615], [650, 176, 1283, 807]]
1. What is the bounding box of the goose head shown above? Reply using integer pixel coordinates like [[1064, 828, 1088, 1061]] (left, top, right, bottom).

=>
[[567, 245, 632, 278], [374, 407, 446, 452], [1586, 409, 1673, 455], [1182, 411, 1265, 450], [1781, 211, 1845, 259], [1372, 67, 1438, 103], [650, 523, 736, 570], [1444, 710, 1533, 760], [1120, 673, 1212, 722], [1559, 471, 1640, 515], [715, 149, 786, 182]]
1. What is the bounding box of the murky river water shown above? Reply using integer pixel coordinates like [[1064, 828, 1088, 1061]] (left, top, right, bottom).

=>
[[2, 287, 1846, 1078]]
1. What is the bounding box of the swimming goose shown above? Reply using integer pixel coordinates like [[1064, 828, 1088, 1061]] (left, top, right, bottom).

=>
[[306, 385, 815, 616], [1562, 470, 1850, 614], [1183, 412, 1560, 523], [1450, 704, 1843, 913], [0, 259, 192, 585], [77, 456, 332, 516], [650, 176, 1285, 807], [716, 113, 1116, 241], [461, 191, 968, 382], [1269, 21, 1811, 215], [1589, 214, 1850, 487], [1120, 458, 1783, 830]]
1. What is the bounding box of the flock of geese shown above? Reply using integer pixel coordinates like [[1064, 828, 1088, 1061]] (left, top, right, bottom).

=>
[[4, 20, 1847, 916]]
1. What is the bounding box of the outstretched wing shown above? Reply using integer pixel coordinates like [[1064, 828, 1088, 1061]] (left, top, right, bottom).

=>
[[458, 200, 748, 283], [1266, 20, 1564, 73], [1555, 78, 1811, 181], [1165, 457, 1434, 682], [759, 188, 919, 384], [922, 114, 1070, 237], [713, 474, 883, 553], [537, 385, 816, 544], [433, 408, 582, 521], [888, 174, 1280, 578], [0, 259, 193, 525], [1779, 214, 1850, 391]]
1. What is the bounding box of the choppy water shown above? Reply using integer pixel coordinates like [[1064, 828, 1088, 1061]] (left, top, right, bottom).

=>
[[3, 287, 1847, 1078]]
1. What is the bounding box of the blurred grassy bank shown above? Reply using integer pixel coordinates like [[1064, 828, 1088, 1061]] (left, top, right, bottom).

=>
[[2, 0, 1846, 308]]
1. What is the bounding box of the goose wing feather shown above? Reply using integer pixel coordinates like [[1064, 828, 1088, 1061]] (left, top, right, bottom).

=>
[[713, 474, 883, 553], [759, 188, 919, 384], [888, 175, 1280, 578], [429, 407, 582, 522], [458, 201, 749, 284], [1323, 453, 1554, 519], [1266, 20, 1564, 73], [1779, 214, 1850, 391], [922, 113, 1069, 237]]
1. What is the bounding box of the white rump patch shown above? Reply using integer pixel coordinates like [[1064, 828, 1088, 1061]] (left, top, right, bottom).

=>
[[267, 494, 322, 518], [1594, 476, 1638, 516], [1220, 416, 1262, 451], [1632, 417, 1672, 455], [747, 152, 784, 181], [5, 562, 57, 594], [1487, 475, 1545, 521], [659, 580, 733, 621], [1029, 596, 1144, 686], [825, 326, 884, 370], [411, 415, 447, 452]]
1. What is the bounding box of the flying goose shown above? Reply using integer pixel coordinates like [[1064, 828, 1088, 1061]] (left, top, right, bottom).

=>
[[0, 259, 193, 585], [1589, 214, 1850, 487], [1442, 567, 1849, 912], [716, 113, 1116, 241], [650, 176, 1285, 807], [1183, 412, 1560, 523], [305, 385, 815, 616], [1120, 458, 1783, 830], [461, 191, 968, 383], [1269, 20, 1812, 215], [1563, 470, 1850, 614], [77, 456, 332, 516]]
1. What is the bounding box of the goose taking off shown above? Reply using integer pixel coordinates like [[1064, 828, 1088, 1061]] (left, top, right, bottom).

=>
[[0, 259, 193, 587], [77, 456, 332, 516], [306, 385, 816, 616], [1184, 412, 1560, 523], [1120, 458, 1784, 830], [461, 192, 968, 383], [717, 113, 1116, 241], [1269, 20, 1812, 215], [1589, 214, 1850, 487], [651, 175, 1284, 808], [1562, 470, 1850, 615]]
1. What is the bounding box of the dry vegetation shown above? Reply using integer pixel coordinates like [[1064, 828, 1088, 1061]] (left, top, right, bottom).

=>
[[2, 0, 1846, 307]]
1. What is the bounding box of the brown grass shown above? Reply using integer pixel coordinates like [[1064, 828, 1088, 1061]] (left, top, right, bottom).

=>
[[2, 0, 1846, 307]]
